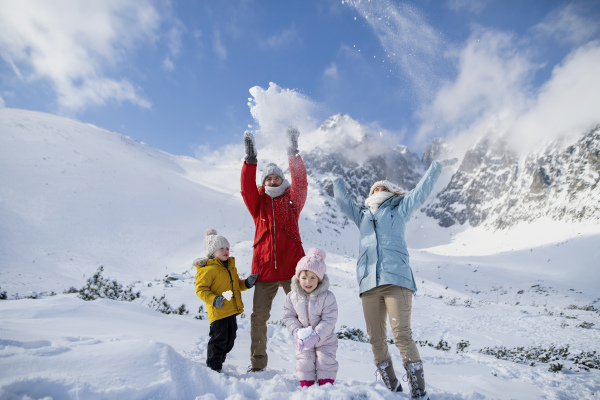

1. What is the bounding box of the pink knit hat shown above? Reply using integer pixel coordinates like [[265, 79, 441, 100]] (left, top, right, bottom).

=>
[[295, 248, 326, 280]]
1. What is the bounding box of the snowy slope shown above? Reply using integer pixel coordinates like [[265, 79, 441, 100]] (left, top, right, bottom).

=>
[[1, 108, 599, 400]]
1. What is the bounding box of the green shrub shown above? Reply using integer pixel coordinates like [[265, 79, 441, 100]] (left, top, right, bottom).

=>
[[78, 266, 140, 301]]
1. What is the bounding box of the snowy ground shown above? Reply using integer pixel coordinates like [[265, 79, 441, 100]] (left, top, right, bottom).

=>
[[1, 108, 600, 399]]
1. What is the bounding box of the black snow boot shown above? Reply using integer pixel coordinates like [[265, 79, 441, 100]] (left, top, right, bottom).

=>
[[376, 359, 403, 392], [404, 360, 429, 400]]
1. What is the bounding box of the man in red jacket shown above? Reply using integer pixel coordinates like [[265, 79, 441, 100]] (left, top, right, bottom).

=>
[[241, 127, 308, 372]]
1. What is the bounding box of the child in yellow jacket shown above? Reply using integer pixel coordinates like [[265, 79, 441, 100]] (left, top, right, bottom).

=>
[[194, 228, 258, 372]]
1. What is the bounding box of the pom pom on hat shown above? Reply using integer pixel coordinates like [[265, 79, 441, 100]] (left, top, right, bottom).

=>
[[261, 163, 284, 185], [295, 248, 327, 280], [204, 228, 230, 258]]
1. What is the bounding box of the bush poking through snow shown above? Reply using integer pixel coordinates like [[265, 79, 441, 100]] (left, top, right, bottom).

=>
[[78, 266, 140, 301], [479, 344, 599, 371], [194, 305, 206, 320], [0, 287, 7, 300], [456, 340, 470, 353], [548, 362, 563, 372], [336, 325, 369, 343], [148, 295, 189, 315]]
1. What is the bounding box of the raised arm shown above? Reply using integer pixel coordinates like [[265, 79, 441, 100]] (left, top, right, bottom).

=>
[[287, 126, 308, 211], [398, 158, 456, 216], [240, 131, 260, 214], [333, 178, 363, 226]]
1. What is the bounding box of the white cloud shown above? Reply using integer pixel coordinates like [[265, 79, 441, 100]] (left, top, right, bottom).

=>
[[213, 30, 227, 60], [533, 3, 600, 46], [415, 28, 600, 157], [259, 26, 299, 49], [0, 0, 160, 111], [162, 25, 183, 71], [323, 62, 338, 80], [416, 29, 537, 144], [509, 41, 600, 153], [167, 26, 183, 57], [162, 57, 175, 72], [445, 0, 489, 14]]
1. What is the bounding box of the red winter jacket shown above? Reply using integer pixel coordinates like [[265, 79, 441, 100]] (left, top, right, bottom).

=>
[[241, 155, 308, 282]]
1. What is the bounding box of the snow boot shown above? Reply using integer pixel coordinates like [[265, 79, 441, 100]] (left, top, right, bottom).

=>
[[376, 359, 403, 392], [404, 361, 429, 400]]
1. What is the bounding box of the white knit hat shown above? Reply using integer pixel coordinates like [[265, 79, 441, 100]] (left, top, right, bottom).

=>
[[295, 248, 327, 280], [368, 180, 405, 197], [261, 163, 284, 185], [204, 228, 230, 258]]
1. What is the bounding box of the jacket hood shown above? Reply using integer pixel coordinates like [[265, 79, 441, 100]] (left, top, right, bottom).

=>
[[193, 257, 208, 268], [291, 274, 330, 296], [193, 257, 232, 270]]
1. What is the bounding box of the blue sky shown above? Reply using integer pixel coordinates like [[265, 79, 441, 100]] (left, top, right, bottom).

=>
[[1, 0, 599, 158]]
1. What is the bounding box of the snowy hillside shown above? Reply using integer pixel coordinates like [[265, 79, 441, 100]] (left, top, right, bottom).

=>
[[1, 108, 599, 399]]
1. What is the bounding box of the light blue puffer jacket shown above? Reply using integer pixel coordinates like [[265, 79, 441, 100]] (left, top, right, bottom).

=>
[[333, 161, 442, 295]]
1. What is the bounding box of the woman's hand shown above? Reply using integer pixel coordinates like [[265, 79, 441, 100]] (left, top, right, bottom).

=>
[[438, 158, 458, 167]]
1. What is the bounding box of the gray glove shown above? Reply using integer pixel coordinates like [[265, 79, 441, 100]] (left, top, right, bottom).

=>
[[213, 296, 225, 308], [245, 273, 259, 289], [244, 131, 257, 164], [438, 158, 458, 167], [286, 126, 300, 156]]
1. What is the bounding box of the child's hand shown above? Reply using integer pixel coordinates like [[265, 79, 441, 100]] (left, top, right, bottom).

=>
[[245, 273, 259, 289], [296, 336, 305, 352], [301, 332, 320, 350], [213, 296, 225, 308], [296, 332, 319, 352]]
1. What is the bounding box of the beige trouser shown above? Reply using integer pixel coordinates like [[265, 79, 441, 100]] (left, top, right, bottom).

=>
[[250, 280, 291, 369], [361, 284, 421, 365]]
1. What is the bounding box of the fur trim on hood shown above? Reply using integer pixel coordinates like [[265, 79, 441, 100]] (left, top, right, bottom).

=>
[[291, 274, 330, 297], [193, 257, 208, 267]]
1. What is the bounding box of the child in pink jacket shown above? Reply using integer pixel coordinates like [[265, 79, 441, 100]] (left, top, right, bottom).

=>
[[283, 248, 339, 387]]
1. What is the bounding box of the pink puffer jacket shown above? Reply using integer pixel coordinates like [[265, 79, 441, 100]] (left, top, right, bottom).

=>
[[283, 275, 338, 381]]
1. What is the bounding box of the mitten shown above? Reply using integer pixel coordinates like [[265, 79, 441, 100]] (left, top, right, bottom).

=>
[[286, 126, 300, 156], [213, 296, 225, 308], [245, 273, 259, 289], [296, 337, 305, 352], [301, 332, 320, 350], [438, 158, 458, 167], [244, 131, 257, 164]]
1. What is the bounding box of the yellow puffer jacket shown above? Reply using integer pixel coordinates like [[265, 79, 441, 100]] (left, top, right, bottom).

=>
[[194, 256, 248, 324]]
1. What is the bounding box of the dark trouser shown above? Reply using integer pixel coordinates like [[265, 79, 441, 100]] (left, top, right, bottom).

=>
[[207, 314, 238, 371], [250, 280, 291, 369]]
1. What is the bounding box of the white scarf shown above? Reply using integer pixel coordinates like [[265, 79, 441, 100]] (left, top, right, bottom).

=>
[[263, 179, 291, 198], [364, 191, 394, 214]]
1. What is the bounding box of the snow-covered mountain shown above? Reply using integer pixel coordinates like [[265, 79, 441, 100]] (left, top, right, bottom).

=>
[[1, 108, 599, 399], [424, 127, 600, 229]]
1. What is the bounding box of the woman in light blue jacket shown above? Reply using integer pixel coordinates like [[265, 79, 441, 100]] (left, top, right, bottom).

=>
[[333, 158, 457, 400]]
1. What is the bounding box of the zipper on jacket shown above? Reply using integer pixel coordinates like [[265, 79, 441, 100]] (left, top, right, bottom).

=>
[[305, 294, 312, 329], [219, 259, 240, 312], [271, 196, 277, 271]]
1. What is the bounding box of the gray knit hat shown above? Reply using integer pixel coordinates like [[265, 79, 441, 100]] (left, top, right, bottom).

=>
[[204, 228, 230, 257], [261, 163, 285, 185]]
